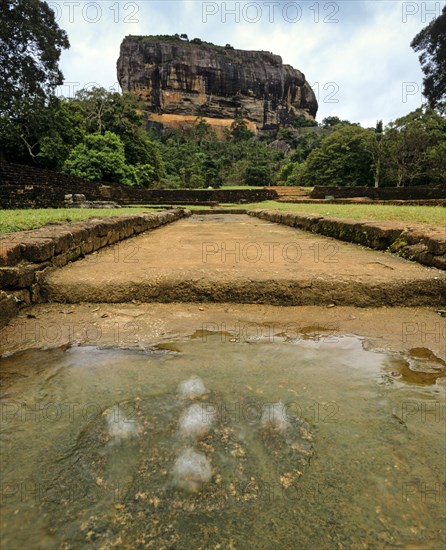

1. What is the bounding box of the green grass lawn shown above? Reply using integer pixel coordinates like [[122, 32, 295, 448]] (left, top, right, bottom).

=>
[[0, 208, 153, 233], [221, 201, 446, 226], [1, 203, 444, 233], [219, 185, 265, 190]]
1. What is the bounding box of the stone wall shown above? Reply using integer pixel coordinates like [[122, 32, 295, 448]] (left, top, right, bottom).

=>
[[0, 209, 190, 328], [0, 162, 277, 208], [249, 210, 446, 270], [310, 185, 446, 200]]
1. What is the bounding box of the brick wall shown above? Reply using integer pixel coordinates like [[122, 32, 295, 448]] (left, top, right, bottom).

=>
[[249, 209, 446, 270], [0, 162, 277, 208], [0, 209, 190, 327]]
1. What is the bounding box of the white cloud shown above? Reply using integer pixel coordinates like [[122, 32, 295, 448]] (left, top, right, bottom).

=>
[[53, 0, 443, 125]]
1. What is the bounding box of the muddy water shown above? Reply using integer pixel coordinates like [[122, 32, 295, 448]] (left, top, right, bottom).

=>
[[0, 334, 444, 549]]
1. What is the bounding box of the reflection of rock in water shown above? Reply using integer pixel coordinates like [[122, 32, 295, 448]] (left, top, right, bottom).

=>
[[179, 403, 214, 440], [173, 448, 212, 492], [177, 375, 208, 399]]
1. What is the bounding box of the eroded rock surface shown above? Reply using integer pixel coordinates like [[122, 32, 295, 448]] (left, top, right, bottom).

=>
[[117, 35, 318, 133]]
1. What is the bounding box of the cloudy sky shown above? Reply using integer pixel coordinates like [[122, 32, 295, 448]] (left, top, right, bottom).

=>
[[50, 0, 445, 127]]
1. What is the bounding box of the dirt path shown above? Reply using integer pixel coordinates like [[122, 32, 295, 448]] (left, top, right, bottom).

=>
[[40, 214, 445, 307]]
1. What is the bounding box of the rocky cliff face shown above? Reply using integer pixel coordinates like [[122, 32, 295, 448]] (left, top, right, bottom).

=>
[[117, 36, 318, 134]]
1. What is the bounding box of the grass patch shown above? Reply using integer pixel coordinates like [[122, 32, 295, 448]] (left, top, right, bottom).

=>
[[219, 185, 265, 190], [0, 208, 155, 233], [1, 203, 444, 233], [223, 201, 446, 226]]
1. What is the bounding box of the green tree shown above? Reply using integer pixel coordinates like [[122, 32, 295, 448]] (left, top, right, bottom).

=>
[[304, 125, 374, 186], [0, 95, 55, 163], [190, 117, 216, 146], [411, 6, 446, 113], [290, 115, 318, 128], [220, 133, 279, 186], [426, 140, 446, 180], [0, 0, 69, 159], [244, 165, 271, 186], [385, 106, 446, 186], [72, 87, 166, 182], [158, 123, 225, 188], [228, 119, 255, 141], [320, 116, 354, 129], [63, 131, 137, 185], [365, 120, 387, 188], [37, 99, 86, 170]]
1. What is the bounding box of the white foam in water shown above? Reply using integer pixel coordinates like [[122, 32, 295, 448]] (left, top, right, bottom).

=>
[[261, 401, 291, 432], [106, 405, 139, 440], [173, 448, 212, 492], [179, 403, 214, 439], [177, 376, 208, 399]]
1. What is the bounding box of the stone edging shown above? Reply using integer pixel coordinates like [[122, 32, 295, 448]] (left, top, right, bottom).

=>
[[248, 210, 445, 270], [0, 209, 190, 327]]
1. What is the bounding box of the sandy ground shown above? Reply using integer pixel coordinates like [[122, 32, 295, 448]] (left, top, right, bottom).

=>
[[40, 215, 445, 307]]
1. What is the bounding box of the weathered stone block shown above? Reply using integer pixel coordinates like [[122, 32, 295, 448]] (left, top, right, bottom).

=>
[[0, 241, 22, 266], [431, 255, 446, 270], [68, 226, 90, 245], [0, 264, 48, 288], [20, 239, 55, 262], [10, 288, 31, 304], [0, 291, 19, 329]]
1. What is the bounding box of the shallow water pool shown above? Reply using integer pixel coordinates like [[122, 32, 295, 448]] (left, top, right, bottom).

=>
[[0, 334, 444, 549]]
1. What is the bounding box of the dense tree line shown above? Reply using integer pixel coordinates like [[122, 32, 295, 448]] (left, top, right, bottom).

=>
[[1, 0, 444, 188], [278, 108, 446, 187], [2, 85, 444, 188]]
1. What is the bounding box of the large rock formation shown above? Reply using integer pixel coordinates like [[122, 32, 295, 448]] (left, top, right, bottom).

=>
[[117, 35, 318, 135]]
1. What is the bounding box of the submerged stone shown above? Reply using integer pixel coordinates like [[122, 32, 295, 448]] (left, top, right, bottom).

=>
[[177, 375, 208, 399], [106, 404, 139, 440], [261, 401, 291, 433], [173, 448, 212, 492], [179, 403, 213, 440]]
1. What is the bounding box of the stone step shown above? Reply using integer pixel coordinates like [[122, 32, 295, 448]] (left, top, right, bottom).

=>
[[41, 214, 446, 307]]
